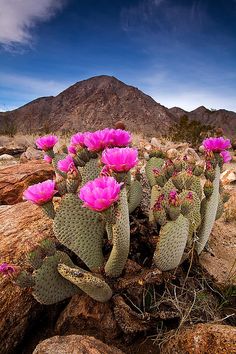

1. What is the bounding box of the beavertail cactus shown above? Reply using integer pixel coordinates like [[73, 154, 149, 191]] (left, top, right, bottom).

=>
[[4, 132, 230, 306], [10, 129, 142, 304]]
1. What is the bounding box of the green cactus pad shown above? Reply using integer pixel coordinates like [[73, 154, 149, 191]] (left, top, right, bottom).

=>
[[149, 185, 162, 223], [58, 264, 112, 302], [180, 190, 201, 246], [16, 271, 35, 288], [32, 251, 80, 305], [153, 214, 189, 271], [128, 180, 142, 213], [162, 179, 176, 197], [153, 207, 167, 226], [180, 190, 201, 231], [191, 175, 203, 200], [196, 164, 220, 254], [53, 193, 105, 270], [28, 249, 43, 269], [105, 188, 130, 277], [145, 157, 164, 187], [215, 194, 224, 220], [41, 201, 55, 219], [79, 158, 101, 186], [39, 238, 56, 256]]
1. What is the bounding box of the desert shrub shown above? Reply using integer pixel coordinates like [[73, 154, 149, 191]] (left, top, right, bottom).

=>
[[0, 116, 17, 137], [171, 115, 213, 147]]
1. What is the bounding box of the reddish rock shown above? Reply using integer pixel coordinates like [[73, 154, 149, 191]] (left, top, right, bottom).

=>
[[0, 160, 54, 204], [56, 293, 119, 340], [0, 202, 53, 354], [162, 323, 236, 354], [33, 335, 125, 354]]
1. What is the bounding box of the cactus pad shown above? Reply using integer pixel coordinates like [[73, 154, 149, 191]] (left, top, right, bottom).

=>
[[105, 188, 130, 277], [32, 251, 80, 304], [145, 157, 164, 187], [53, 193, 105, 270], [153, 214, 189, 271], [128, 180, 142, 213], [196, 164, 220, 254], [58, 264, 112, 302]]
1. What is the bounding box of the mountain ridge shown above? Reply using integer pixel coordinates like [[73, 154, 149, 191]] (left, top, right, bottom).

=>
[[0, 75, 235, 137]]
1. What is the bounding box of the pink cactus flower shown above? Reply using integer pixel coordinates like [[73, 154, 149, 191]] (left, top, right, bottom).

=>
[[220, 150, 232, 163], [23, 180, 57, 205], [79, 176, 121, 211], [68, 145, 77, 154], [0, 263, 15, 277], [101, 147, 138, 172], [36, 135, 58, 151], [111, 129, 131, 147], [57, 155, 76, 173], [43, 154, 52, 163], [202, 137, 231, 152], [70, 133, 86, 147], [83, 128, 113, 152]]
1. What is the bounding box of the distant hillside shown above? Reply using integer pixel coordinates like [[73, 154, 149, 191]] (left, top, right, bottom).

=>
[[1, 76, 235, 138], [0, 75, 174, 136], [169, 106, 236, 138]]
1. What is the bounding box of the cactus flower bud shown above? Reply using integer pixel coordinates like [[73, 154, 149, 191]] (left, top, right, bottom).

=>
[[57, 155, 76, 173], [0, 263, 16, 277], [204, 180, 214, 197], [43, 154, 52, 163], [220, 150, 232, 163]]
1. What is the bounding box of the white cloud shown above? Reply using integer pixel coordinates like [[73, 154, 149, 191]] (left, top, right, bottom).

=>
[[0, 0, 65, 47], [0, 72, 72, 95]]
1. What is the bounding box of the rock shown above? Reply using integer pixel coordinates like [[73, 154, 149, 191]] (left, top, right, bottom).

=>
[[162, 323, 236, 354], [0, 202, 53, 354], [0, 153, 15, 160], [199, 219, 236, 286], [150, 137, 160, 147], [56, 293, 119, 340], [33, 335, 125, 354], [221, 169, 236, 184], [0, 145, 26, 156], [20, 147, 44, 162], [0, 161, 54, 204]]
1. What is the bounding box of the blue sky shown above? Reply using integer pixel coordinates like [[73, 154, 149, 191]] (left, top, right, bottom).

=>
[[0, 0, 236, 112]]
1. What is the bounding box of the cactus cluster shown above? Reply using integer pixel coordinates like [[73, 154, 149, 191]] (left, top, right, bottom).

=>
[[15, 130, 142, 304], [2, 132, 231, 305], [146, 137, 231, 271]]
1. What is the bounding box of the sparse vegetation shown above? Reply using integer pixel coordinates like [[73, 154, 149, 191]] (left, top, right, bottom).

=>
[[171, 115, 213, 147], [0, 116, 17, 137]]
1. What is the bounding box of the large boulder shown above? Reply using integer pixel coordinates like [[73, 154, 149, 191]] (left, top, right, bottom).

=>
[[162, 323, 236, 354], [56, 293, 119, 340], [0, 201, 53, 354], [0, 161, 54, 204], [33, 335, 125, 354]]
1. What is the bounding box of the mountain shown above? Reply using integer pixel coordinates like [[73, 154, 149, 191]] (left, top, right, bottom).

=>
[[0, 75, 174, 136], [169, 106, 236, 138]]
